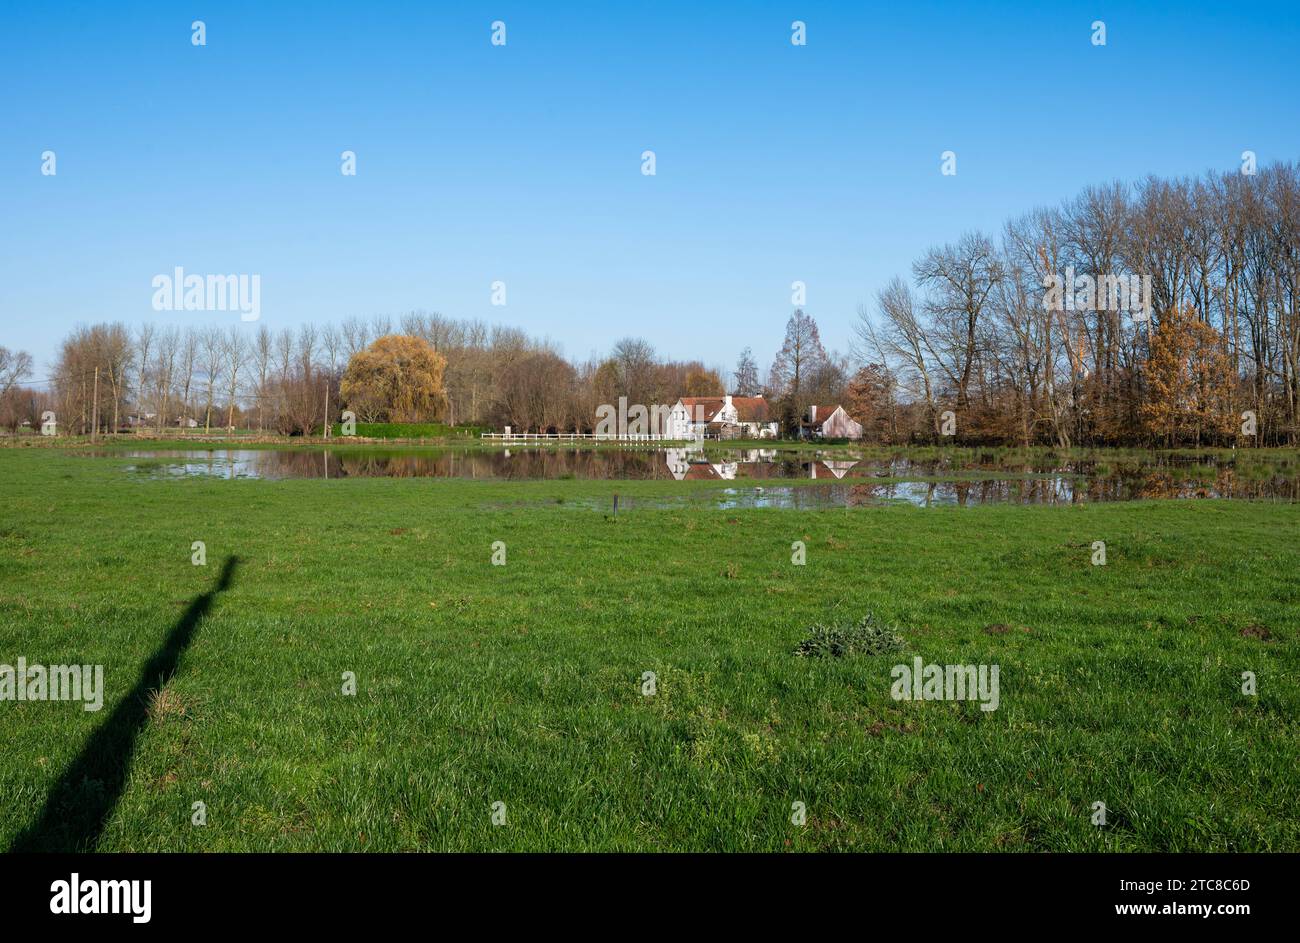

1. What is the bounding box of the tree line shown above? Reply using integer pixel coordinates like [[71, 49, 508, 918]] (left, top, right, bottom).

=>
[[0, 316, 736, 437], [2, 160, 1296, 444], [853, 161, 1300, 446]]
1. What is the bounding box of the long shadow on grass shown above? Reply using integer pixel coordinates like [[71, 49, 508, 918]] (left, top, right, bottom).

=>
[[9, 556, 239, 852]]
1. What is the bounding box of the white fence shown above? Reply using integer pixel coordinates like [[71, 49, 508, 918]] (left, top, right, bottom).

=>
[[480, 432, 688, 443]]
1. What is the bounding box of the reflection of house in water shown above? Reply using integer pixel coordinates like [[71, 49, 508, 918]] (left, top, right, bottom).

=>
[[665, 448, 726, 480], [686, 463, 726, 480], [664, 448, 693, 480], [815, 460, 859, 479], [664, 447, 762, 481], [670, 459, 735, 481]]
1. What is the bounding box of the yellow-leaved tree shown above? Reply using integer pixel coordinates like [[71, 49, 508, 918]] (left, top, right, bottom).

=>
[[340, 334, 448, 423], [1140, 307, 1235, 446]]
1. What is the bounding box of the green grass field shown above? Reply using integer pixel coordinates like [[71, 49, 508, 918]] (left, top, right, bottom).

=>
[[1, 446, 1296, 851]]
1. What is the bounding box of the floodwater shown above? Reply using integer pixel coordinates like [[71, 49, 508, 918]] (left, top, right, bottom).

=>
[[91, 447, 1300, 507]]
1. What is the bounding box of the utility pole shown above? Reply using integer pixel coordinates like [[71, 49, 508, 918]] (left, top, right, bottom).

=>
[[91, 367, 99, 442], [323, 384, 330, 439]]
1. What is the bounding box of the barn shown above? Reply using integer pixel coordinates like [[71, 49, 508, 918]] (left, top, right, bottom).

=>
[[801, 405, 863, 440]]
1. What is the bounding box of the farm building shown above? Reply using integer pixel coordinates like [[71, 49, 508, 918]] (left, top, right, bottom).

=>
[[664, 395, 779, 439], [801, 405, 864, 440]]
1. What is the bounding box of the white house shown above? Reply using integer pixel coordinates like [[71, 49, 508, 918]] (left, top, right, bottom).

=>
[[664, 395, 779, 439], [801, 405, 863, 440]]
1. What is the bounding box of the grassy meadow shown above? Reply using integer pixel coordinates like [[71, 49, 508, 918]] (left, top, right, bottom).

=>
[[0, 445, 1297, 851]]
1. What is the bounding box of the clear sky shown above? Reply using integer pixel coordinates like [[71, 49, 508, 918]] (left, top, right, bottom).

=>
[[3, 0, 1298, 378]]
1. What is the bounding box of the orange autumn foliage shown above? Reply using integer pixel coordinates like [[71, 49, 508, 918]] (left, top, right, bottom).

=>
[[341, 334, 448, 423], [1140, 307, 1235, 446]]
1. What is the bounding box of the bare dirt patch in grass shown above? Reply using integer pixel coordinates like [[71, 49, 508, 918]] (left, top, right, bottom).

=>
[[1240, 623, 1276, 641]]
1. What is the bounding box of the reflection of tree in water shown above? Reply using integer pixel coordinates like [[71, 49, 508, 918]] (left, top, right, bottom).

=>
[[240, 448, 1300, 501], [257, 448, 684, 480]]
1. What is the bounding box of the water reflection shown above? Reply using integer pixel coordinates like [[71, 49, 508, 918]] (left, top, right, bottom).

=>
[[103, 447, 1300, 506]]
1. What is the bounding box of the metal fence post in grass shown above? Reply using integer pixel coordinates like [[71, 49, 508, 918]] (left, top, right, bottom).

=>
[[614, 493, 618, 518]]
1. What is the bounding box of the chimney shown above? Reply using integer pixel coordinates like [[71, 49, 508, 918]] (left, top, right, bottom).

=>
[[809, 405, 817, 422], [724, 394, 733, 408]]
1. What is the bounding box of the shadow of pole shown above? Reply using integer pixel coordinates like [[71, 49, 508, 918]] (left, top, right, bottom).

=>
[[9, 556, 240, 853]]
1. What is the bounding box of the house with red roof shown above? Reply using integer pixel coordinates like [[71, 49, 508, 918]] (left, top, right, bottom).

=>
[[664, 395, 780, 440]]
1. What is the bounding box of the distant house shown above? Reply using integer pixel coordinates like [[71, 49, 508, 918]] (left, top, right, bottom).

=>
[[665, 395, 779, 439], [801, 405, 863, 440], [127, 413, 198, 429]]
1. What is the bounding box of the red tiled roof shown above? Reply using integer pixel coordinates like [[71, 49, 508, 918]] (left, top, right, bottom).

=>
[[679, 397, 725, 423], [731, 396, 770, 422], [679, 396, 770, 423]]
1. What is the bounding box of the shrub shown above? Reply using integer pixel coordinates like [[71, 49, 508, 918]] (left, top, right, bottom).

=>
[[328, 422, 484, 439], [794, 613, 906, 658]]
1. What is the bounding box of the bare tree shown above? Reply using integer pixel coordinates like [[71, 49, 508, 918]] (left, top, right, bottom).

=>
[[321, 323, 343, 378], [153, 328, 179, 433], [200, 327, 224, 433], [253, 325, 273, 432], [912, 231, 1003, 413], [223, 326, 248, 430], [177, 328, 199, 427], [341, 317, 370, 358], [856, 278, 936, 437], [0, 346, 34, 398], [769, 309, 828, 428], [99, 324, 131, 435], [610, 337, 659, 405], [134, 323, 155, 425], [733, 347, 761, 396]]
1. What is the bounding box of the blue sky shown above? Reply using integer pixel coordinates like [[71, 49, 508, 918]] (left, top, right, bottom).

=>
[[2, 0, 1298, 378]]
